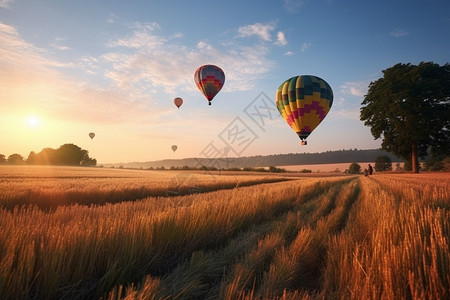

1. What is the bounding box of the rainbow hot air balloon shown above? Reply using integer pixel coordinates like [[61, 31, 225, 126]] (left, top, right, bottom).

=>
[[174, 97, 183, 109], [89, 132, 95, 140], [194, 64, 225, 106], [275, 75, 333, 145]]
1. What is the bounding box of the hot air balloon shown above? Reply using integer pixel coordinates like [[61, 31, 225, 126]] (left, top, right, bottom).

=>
[[275, 75, 333, 145], [174, 97, 183, 109], [89, 132, 95, 140], [171, 145, 178, 152], [194, 64, 225, 105]]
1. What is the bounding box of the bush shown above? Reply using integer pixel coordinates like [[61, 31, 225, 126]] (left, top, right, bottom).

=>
[[348, 163, 361, 174], [269, 166, 286, 173]]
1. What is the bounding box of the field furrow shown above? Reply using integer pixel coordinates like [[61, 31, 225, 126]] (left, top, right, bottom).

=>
[[1, 166, 449, 300]]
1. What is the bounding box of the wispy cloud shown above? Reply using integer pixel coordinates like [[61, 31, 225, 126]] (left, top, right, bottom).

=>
[[1, 20, 276, 128], [332, 105, 361, 120], [283, 0, 307, 13], [0, 0, 14, 8], [103, 22, 274, 94], [284, 51, 294, 56], [0, 23, 153, 125], [107, 13, 117, 24], [237, 22, 275, 41], [301, 42, 311, 52], [107, 22, 164, 48], [275, 31, 288, 46], [340, 81, 369, 97], [237, 22, 287, 48], [332, 80, 372, 120], [50, 37, 70, 51], [390, 28, 409, 37]]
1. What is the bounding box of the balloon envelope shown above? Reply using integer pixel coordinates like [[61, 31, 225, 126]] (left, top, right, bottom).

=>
[[171, 145, 177, 152], [89, 132, 95, 140], [174, 97, 183, 109], [194, 64, 225, 105], [275, 75, 333, 144]]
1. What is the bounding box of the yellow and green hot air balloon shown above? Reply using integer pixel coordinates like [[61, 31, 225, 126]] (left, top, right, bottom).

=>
[[275, 75, 333, 145]]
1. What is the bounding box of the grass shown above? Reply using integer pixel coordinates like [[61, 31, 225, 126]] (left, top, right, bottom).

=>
[[0, 166, 449, 299], [0, 165, 290, 210]]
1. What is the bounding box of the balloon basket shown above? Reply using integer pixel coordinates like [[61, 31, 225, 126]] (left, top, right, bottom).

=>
[[301, 141, 307, 145]]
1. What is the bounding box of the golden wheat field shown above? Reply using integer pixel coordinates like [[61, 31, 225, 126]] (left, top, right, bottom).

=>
[[0, 166, 449, 300]]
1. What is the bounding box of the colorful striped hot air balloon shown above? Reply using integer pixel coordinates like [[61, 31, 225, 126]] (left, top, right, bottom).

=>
[[194, 64, 225, 106], [275, 75, 333, 145]]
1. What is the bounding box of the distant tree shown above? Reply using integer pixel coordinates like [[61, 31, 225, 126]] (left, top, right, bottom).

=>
[[24, 144, 96, 166], [348, 163, 361, 174], [7, 154, 25, 165], [35, 148, 58, 164], [81, 157, 97, 167], [0, 154, 5, 164], [360, 62, 450, 173], [375, 156, 392, 172], [55, 144, 86, 165], [26, 151, 37, 165]]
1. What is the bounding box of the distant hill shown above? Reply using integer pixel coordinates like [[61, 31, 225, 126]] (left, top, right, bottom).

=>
[[103, 149, 401, 169]]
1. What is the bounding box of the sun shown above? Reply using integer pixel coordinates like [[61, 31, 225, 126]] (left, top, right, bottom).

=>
[[27, 114, 41, 128]]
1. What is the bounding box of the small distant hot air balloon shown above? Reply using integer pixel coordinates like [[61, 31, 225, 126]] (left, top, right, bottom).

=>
[[194, 64, 225, 106], [174, 97, 183, 109], [275, 75, 333, 145], [171, 145, 178, 152], [89, 132, 95, 140]]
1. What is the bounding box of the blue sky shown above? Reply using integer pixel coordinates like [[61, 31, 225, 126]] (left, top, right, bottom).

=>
[[1, 0, 449, 164]]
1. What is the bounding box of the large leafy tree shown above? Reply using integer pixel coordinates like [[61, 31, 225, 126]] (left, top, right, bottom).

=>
[[360, 62, 450, 173], [26, 144, 96, 166]]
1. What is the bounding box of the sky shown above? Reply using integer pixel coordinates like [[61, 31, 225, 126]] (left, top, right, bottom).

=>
[[1, 0, 449, 164]]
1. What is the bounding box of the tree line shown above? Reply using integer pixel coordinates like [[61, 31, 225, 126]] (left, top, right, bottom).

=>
[[0, 144, 97, 166], [105, 149, 401, 170]]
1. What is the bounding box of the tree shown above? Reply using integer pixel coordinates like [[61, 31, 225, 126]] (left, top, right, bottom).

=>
[[375, 155, 392, 172], [348, 163, 361, 174], [24, 144, 96, 166], [7, 154, 25, 165], [360, 62, 450, 173], [0, 154, 5, 164], [55, 144, 86, 165], [26, 151, 37, 164]]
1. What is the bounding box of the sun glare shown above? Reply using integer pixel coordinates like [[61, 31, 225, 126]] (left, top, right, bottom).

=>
[[27, 115, 41, 128]]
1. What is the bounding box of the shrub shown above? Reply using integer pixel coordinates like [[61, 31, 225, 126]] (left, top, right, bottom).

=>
[[348, 163, 361, 174]]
